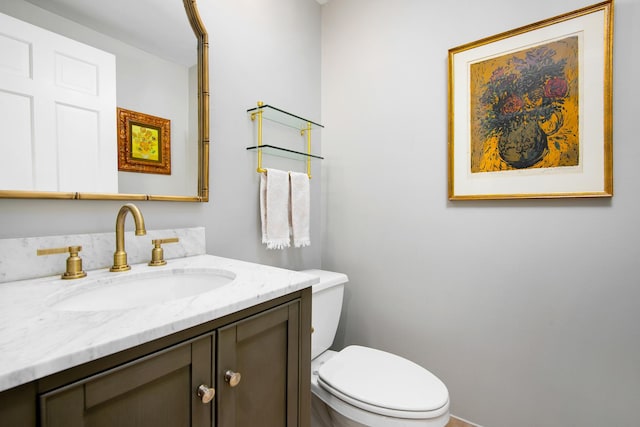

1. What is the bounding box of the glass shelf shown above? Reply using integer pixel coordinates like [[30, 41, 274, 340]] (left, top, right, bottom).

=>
[[247, 104, 323, 130], [246, 145, 324, 161]]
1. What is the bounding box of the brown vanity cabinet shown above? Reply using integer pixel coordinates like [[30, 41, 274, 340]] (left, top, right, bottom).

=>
[[0, 289, 311, 427]]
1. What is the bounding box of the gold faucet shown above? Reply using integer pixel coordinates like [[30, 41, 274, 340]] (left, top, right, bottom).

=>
[[110, 203, 147, 272]]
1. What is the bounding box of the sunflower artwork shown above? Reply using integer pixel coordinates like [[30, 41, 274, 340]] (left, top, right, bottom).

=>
[[470, 36, 579, 173], [131, 124, 160, 162], [117, 107, 171, 175]]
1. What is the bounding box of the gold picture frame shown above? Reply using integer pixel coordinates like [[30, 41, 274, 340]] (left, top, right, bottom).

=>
[[448, 1, 613, 200], [117, 107, 171, 175]]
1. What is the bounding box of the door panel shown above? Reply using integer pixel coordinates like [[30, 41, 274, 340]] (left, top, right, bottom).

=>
[[217, 300, 300, 427]]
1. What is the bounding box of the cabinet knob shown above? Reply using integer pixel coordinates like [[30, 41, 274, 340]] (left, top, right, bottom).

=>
[[196, 384, 215, 403], [224, 370, 242, 387]]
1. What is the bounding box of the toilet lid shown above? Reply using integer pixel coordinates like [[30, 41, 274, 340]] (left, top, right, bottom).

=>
[[317, 345, 448, 415]]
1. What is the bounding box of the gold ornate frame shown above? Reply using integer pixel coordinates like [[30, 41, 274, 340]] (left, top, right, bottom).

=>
[[117, 108, 171, 175], [448, 0, 613, 200]]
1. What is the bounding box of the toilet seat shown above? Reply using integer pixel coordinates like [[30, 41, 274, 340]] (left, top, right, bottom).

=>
[[317, 345, 449, 419]]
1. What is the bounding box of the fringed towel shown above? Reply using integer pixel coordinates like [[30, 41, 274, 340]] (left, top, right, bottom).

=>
[[260, 168, 291, 249], [290, 171, 310, 247]]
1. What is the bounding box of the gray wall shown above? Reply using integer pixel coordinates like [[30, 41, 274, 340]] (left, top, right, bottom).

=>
[[320, 0, 640, 426], [0, 0, 323, 271]]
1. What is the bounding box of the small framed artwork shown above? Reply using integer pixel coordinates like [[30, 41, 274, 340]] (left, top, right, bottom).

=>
[[448, 1, 613, 200], [117, 107, 171, 175]]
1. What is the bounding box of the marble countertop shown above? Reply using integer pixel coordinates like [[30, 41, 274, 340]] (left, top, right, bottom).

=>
[[0, 254, 318, 393]]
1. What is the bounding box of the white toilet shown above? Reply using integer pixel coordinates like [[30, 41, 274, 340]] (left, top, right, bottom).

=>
[[303, 269, 450, 427]]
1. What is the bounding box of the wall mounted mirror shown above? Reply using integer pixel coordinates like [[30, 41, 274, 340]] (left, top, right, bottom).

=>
[[0, 0, 209, 202]]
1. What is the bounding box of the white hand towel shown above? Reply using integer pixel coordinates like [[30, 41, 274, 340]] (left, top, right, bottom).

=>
[[289, 171, 310, 247], [260, 168, 291, 249]]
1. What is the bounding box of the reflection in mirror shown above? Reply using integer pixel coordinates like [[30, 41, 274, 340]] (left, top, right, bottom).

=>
[[0, 0, 209, 201]]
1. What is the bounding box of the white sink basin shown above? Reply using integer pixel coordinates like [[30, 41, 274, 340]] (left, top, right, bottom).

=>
[[49, 268, 236, 311]]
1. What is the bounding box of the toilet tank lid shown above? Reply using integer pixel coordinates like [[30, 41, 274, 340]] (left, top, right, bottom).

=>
[[300, 269, 348, 292]]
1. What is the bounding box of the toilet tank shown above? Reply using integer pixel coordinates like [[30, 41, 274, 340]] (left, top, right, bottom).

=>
[[301, 269, 348, 359]]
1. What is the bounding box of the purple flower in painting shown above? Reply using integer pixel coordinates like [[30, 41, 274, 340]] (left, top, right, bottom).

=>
[[490, 67, 506, 82], [521, 46, 553, 68]]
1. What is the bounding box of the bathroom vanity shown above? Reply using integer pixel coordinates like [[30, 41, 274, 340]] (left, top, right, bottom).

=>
[[0, 254, 316, 427]]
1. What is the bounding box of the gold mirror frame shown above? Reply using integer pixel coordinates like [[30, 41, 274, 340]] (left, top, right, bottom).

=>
[[0, 0, 209, 203]]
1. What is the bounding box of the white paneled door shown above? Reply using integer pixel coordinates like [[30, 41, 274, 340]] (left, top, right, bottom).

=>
[[0, 11, 117, 193]]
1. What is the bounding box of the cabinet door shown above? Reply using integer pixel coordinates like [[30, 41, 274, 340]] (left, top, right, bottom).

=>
[[217, 300, 301, 427], [39, 334, 214, 427]]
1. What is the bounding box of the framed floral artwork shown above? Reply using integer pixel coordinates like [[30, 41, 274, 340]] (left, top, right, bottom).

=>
[[448, 1, 613, 200], [117, 108, 171, 175]]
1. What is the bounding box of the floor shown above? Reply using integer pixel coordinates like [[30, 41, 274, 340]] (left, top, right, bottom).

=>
[[446, 416, 477, 427]]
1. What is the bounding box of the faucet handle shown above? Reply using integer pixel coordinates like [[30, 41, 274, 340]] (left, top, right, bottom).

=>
[[37, 245, 87, 280], [148, 238, 179, 266]]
